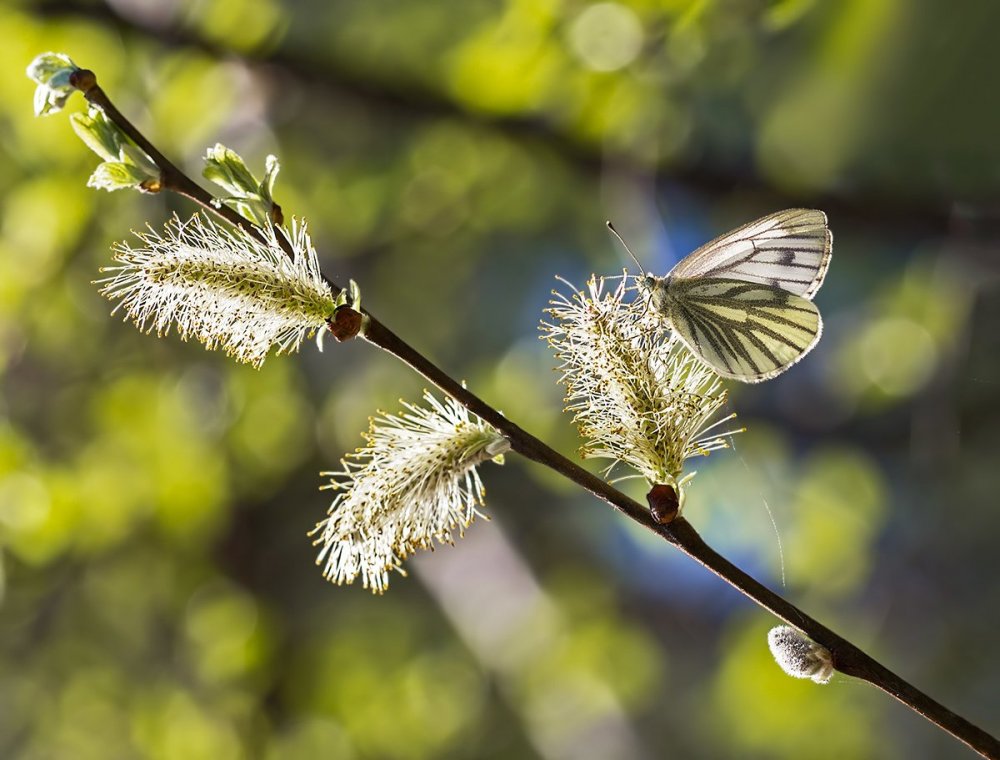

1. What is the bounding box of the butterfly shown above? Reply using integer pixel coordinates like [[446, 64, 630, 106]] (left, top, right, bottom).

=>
[[611, 209, 832, 383]]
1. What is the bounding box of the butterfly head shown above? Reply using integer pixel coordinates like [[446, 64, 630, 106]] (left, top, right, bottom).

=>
[[605, 222, 671, 315], [640, 273, 673, 316]]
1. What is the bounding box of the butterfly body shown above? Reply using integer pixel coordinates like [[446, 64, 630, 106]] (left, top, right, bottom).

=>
[[636, 209, 832, 383], [641, 273, 672, 315]]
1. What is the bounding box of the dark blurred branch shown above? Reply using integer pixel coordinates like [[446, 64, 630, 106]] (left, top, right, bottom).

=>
[[37, 0, 967, 235], [70, 66, 999, 759]]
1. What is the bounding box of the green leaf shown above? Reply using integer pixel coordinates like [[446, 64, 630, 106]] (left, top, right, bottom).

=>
[[261, 154, 280, 199], [203, 143, 258, 197], [26, 52, 80, 116], [118, 143, 160, 178], [26, 52, 78, 82], [70, 110, 121, 162], [203, 144, 282, 226], [87, 162, 151, 192]]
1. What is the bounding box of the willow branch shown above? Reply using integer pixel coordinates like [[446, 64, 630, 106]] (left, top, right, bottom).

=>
[[71, 71, 999, 760], [68, 70, 303, 265]]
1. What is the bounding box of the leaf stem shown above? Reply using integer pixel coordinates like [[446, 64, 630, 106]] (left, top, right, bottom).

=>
[[73, 69, 999, 760]]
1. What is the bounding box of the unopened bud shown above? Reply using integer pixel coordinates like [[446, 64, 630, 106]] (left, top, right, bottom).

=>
[[329, 305, 363, 342], [647, 483, 679, 524], [68, 68, 96, 93]]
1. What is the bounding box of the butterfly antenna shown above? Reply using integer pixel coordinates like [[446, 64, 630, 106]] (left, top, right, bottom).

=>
[[606, 221, 645, 273], [606, 221, 655, 326]]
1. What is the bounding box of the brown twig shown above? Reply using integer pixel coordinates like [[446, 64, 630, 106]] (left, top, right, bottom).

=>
[[71, 69, 999, 759]]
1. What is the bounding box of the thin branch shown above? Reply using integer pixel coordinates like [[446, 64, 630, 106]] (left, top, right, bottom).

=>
[[71, 71, 999, 760], [68, 70, 305, 266]]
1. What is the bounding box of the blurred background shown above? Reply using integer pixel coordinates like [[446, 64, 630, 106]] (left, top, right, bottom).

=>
[[2, 0, 999, 757]]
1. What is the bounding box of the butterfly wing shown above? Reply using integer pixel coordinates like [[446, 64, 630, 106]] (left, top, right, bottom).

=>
[[664, 278, 823, 383], [667, 209, 831, 300]]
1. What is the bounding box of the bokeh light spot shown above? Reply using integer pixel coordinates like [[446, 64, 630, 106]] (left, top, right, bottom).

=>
[[569, 3, 643, 72], [0, 473, 50, 531], [860, 316, 937, 396]]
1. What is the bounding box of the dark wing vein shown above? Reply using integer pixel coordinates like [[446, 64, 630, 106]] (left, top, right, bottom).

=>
[[665, 278, 823, 383], [667, 209, 832, 300]]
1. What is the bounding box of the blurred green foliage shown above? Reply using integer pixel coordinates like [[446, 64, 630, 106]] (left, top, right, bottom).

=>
[[2, 0, 999, 757]]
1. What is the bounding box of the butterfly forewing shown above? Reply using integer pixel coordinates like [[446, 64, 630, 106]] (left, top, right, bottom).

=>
[[667, 209, 831, 299], [664, 278, 823, 383]]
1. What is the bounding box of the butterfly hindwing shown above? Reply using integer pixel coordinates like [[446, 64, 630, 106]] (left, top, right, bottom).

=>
[[663, 277, 823, 383], [666, 209, 831, 300]]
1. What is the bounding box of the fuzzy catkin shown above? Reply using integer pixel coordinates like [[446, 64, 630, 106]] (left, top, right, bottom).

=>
[[312, 391, 508, 593], [99, 213, 336, 367], [543, 275, 741, 492]]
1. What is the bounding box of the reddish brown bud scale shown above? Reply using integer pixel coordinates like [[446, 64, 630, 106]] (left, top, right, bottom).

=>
[[647, 483, 679, 524], [69, 68, 97, 93], [270, 204, 285, 226], [329, 305, 363, 342]]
